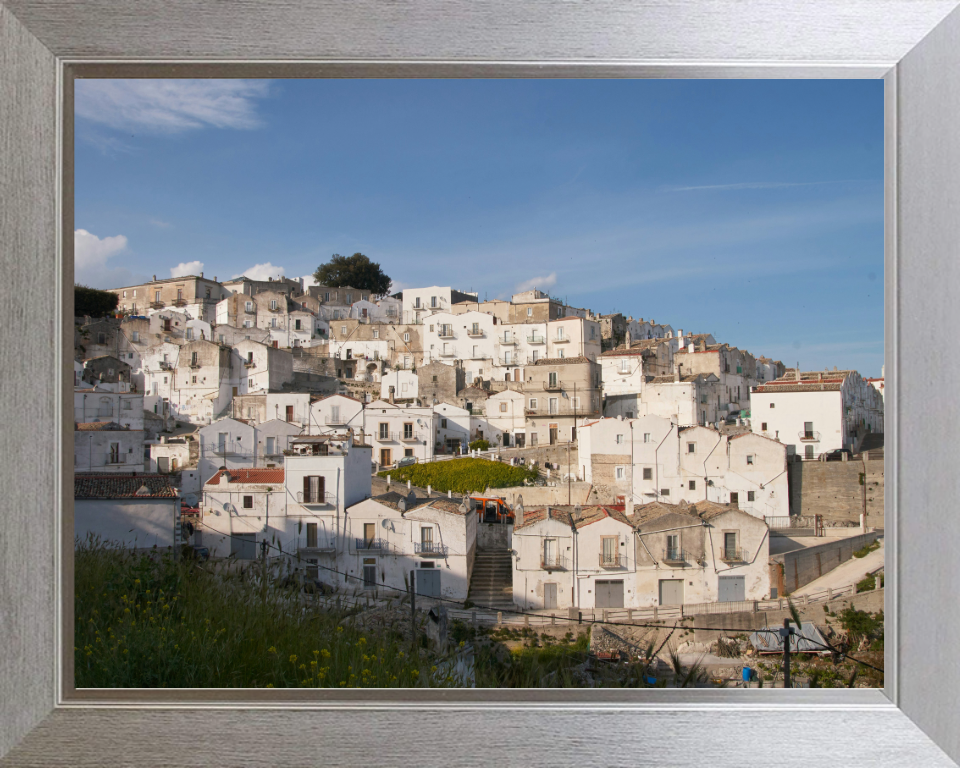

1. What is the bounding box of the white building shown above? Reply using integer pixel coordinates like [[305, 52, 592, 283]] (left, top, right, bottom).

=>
[[197, 417, 256, 485], [577, 415, 789, 517], [512, 505, 636, 611], [254, 418, 303, 465], [74, 388, 144, 431], [485, 389, 527, 448], [401, 286, 479, 325], [344, 491, 476, 600], [751, 368, 884, 458], [309, 394, 365, 436], [75, 473, 181, 550], [363, 400, 437, 467], [75, 423, 146, 474], [381, 369, 419, 402]]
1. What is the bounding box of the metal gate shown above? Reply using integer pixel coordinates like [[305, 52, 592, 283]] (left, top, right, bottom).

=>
[[417, 569, 441, 598], [718, 575, 745, 603], [658, 579, 684, 606], [230, 533, 258, 560], [544, 582, 558, 609], [595, 580, 624, 609]]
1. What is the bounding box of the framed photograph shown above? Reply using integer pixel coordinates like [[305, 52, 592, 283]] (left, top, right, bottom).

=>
[[1, 1, 959, 765]]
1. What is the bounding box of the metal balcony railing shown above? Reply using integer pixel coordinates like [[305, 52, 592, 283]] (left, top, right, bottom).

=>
[[438, 330, 455, 339], [299, 536, 337, 553], [189, 361, 201, 368], [400, 432, 421, 442], [599, 553, 622, 568], [553, 336, 570, 343], [499, 337, 518, 345], [719, 547, 744, 562], [414, 542, 448, 557], [377, 432, 400, 442], [244, 361, 256, 368], [467, 352, 491, 360], [158, 361, 173, 370], [661, 549, 688, 565], [527, 334, 545, 343], [297, 491, 336, 506], [150, 301, 164, 309], [799, 431, 821, 442], [541, 555, 566, 571], [268, 305, 283, 313], [355, 538, 389, 552], [173, 298, 187, 307], [325, 415, 347, 425], [439, 348, 457, 357], [467, 330, 484, 337], [543, 380, 563, 391]]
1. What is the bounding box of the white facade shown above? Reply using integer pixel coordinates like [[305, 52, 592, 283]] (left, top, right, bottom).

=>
[[254, 418, 303, 463], [750, 369, 884, 457], [74, 426, 146, 474], [74, 389, 144, 431], [363, 400, 437, 467], [381, 369, 419, 402], [485, 390, 526, 448], [343, 493, 476, 600], [309, 394, 365, 436], [263, 392, 312, 429], [197, 417, 256, 485], [75, 495, 179, 550], [402, 286, 477, 325], [578, 415, 788, 518]]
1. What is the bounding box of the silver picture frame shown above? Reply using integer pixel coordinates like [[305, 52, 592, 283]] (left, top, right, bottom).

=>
[[1, 1, 958, 764]]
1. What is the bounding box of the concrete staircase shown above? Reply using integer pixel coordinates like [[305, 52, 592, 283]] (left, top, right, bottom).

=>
[[468, 549, 515, 611]]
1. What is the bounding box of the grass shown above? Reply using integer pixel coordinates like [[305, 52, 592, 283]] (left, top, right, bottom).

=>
[[378, 458, 539, 494], [855, 572, 884, 592], [75, 537, 449, 688], [852, 539, 881, 559]]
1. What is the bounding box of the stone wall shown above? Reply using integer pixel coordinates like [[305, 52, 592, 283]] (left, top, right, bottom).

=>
[[498, 482, 594, 509], [788, 457, 884, 527], [476, 522, 513, 550], [770, 532, 879, 595]]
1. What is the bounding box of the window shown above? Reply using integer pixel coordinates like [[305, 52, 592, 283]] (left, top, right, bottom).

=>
[[643, 433, 651, 443], [324, 292, 330, 302], [98, 332, 106, 344], [688, 480, 696, 490], [270, 299, 278, 310], [152, 382, 158, 395], [626, 411, 634, 419], [243, 495, 254, 509], [432, 375, 438, 383], [530, 432, 538, 446], [403, 332, 410, 342], [295, 319, 302, 330], [270, 317, 277, 329], [761, 422, 767, 431], [805, 444, 815, 459], [803, 421, 814, 439], [500, 402, 507, 413], [471, 322, 480, 334], [332, 310, 340, 320], [666, 534, 680, 559], [341, 326, 347, 335], [440, 418, 447, 428], [548, 372, 558, 387], [730, 492, 739, 505], [769, 403, 775, 408], [302, 476, 325, 504], [601, 536, 618, 566], [306, 522, 318, 548], [557, 349, 565, 358], [186, 327, 194, 340], [123, 291, 127, 298], [404, 448, 413, 457], [556, 327, 565, 340], [191, 376, 197, 384], [372, 328, 378, 338], [527, 307, 532, 316], [379, 423, 389, 440], [615, 466, 625, 480], [548, 397, 558, 414], [345, 293, 352, 304], [414, 297, 421, 308], [431, 296, 437, 308], [687, 442, 696, 453], [532, 349, 539, 362], [246, 301, 253, 312], [747, 491, 756, 502], [615, 434, 624, 445], [660, 488, 670, 497], [642, 467, 652, 480], [620, 359, 631, 373], [131, 331, 139, 342], [362, 557, 377, 589], [155, 290, 161, 303], [403, 422, 414, 439], [122, 399, 132, 410], [746, 455, 754, 465], [529, 398, 538, 410]]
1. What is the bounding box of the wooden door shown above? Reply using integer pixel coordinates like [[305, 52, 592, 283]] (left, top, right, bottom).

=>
[[286, 405, 294, 422], [380, 448, 391, 466]]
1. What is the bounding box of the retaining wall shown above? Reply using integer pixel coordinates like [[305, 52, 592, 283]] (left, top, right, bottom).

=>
[[770, 532, 879, 595], [788, 457, 884, 526]]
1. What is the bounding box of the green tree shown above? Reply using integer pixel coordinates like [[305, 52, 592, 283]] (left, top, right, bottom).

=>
[[313, 253, 391, 297], [75, 284, 119, 318]]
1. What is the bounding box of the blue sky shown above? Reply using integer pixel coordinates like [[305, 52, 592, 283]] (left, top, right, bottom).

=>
[[74, 79, 884, 377]]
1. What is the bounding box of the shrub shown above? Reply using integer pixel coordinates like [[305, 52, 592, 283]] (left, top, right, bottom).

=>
[[378, 458, 538, 494], [468, 438, 490, 451], [853, 540, 880, 559]]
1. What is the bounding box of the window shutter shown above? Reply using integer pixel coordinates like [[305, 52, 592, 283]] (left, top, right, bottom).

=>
[[303, 475, 311, 502]]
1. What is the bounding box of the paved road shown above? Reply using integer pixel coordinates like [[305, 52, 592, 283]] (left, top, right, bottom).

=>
[[790, 537, 884, 596]]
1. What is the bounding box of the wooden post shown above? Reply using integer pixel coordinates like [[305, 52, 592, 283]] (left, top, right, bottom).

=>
[[602, 609, 608, 622], [497, 611, 503, 626], [524, 614, 530, 627], [653, 607, 658, 621], [551, 614, 556, 626], [827, 587, 833, 601], [472, 611, 477, 627]]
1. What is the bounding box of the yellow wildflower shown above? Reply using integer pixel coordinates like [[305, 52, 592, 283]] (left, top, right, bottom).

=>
[[268, 646, 277, 654], [266, 683, 274, 688], [321, 649, 330, 659], [289, 655, 298, 664]]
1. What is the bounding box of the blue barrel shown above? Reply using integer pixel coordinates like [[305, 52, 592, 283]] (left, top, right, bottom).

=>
[[742, 667, 752, 682]]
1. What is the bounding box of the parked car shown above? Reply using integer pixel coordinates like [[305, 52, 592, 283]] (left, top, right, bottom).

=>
[[396, 455, 418, 467], [824, 448, 854, 461]]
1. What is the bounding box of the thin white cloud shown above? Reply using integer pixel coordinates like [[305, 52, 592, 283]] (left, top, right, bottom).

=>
[[75, 79, 272, 135], [234, 262, 286, 281], [74, 229, 149, 289], [150, 218, 172, 229], [514, 272, 557, 294], [171, 261, 204, 278], [666, 180, 871, 192]]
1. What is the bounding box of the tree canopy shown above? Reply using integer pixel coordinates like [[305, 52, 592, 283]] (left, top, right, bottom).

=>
[[313, 253, 392, 297], [75, 284, 119, 318]]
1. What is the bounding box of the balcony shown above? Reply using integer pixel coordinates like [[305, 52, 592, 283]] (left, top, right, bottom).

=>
[[466, 352, 491, 360], [541, 555, 566, 571], [377, 432, 400, 442], [188, 360, 201, 369], [467, 329, 484, 338], [173, 298, 187, 307], [204, 443, 250, 457], [158, 360, 173, 371], [543, 380, 563, 391], [105, 454, 128, 465], [527, 334, 545, 344], [150, 301, 165, 309], [439, 348, 457, 357], [415, 542, 449, 557], [355, 537, 389, 552], [324, 415, 347, 425], [599, 553, 622, 569], [268, 305, 283, 313], [500, 356, 523, 366], [400, 432, 421, 442], [661, 549, 689, 566], [553, 336, 570, 343], [719, 547, 744, 563], [438, 330, 455, 339], [799, 431, 821, 442], [244, 360, 256, 369], [299, 536, 337, 554], [297, 491, 336, 507], [244, 306, 256, 314], [499, 337, 518, 346]]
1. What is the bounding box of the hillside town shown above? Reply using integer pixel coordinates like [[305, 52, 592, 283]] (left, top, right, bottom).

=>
[[74, 269, 885, 686]]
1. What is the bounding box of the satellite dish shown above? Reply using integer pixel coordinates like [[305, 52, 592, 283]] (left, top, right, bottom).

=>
[[224, 502, 236, 516]]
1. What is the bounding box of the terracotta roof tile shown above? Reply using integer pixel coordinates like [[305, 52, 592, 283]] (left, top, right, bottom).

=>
[[75, 473, 178, 499], [533, 356, 593, 366], [205, 468, 285, 486]]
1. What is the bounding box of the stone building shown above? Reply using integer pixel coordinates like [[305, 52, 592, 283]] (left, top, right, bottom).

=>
[[110, 273, 227, 323], [523, 356, 602, 446], [418, 360, 465, 407]]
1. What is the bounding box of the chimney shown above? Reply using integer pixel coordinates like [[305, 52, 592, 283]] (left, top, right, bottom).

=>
[[698, 339, 706, 353], [687, 342, 694, 354], [626, 496, 634, 517], [152, 275, 156, 281], [388, 385, 395, 404], [514, 495, 524, 526]]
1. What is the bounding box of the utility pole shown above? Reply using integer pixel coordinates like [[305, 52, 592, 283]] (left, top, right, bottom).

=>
[[781, 618, 794, 688], [260, 539, 268, 610], [567, 439, 572, 505]]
